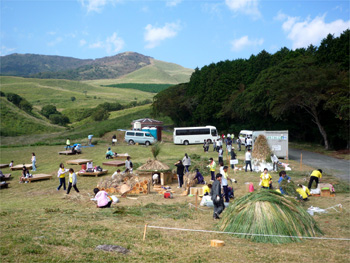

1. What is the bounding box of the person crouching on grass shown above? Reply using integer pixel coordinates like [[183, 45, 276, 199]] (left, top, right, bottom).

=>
[[66, 168, 79, 194], [93, 188, 112, 208]]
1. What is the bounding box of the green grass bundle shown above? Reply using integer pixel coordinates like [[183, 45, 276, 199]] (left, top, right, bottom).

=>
[[218, 190, 323, 243], [252, 135, 271, 162], [151, 142, 162, 159], [280, 178, 298, 197]]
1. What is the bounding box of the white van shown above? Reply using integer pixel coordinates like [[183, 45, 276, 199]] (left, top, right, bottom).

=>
[[124, 130, 156, 145], [238, 130, 253, 145]]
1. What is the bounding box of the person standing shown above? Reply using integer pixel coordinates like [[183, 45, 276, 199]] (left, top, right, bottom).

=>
[[245, 149, 253, 172], [270, 153, 279, 172], [182, 153, 191, 173], [67, 168, 80, 194], [221, 166, 234, 203], [237, 138, 241, 151], [226, 136, 232, 153], [230, 148, 237, 169], [203, 140, 207, 153], [124, 156, 133, 173], [211, 173, 225, 219], [112, 135, 117, 146], [308, 169, 322, 189], [88, 134, 93, 145], [57, 163, 69, 191], [66, 138, 71, 150], [218, 146, 223, 165], [213, 139, 217, 152], [246, 136, 253, 151], [205, 139, 210, 152], [260, 168, 272, 189], [207, 158, 216, 181], [31, 153, 36, 171], [174, 160, 185, 188]]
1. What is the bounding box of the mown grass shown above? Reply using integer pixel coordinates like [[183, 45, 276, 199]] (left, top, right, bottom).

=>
[[0, 140, 349, 262]]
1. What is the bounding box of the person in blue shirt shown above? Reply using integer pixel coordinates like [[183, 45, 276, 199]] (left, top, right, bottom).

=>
[[278, 170, 291, 194]]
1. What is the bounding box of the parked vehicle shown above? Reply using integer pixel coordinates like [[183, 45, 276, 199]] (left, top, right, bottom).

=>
[[238, 130, 253, 145], [173, 125, 219, 145], [124, 130, 156, 145]]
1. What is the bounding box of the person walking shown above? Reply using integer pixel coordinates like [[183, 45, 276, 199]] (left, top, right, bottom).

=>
[[211, 173, 225, 219], [218, 146, 223, 165], [31, 152, 36, 171], [308, 169, 322, 189], [57, 163, 69, 191], [66, 168, 80, 194], [245, 149, 253, 172], [182, 153, 191, 173], [207, 158, 216, 181], [174, 160, 185, 188]]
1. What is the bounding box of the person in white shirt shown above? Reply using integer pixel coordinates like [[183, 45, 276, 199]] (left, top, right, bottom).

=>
[[182, 153, 191, 173], [124, 156, 133, 173], [221, 166, 236, 202], [245, 149, 252, 172], [218, 146, 223, 165], [246, 136, 253, 150], [270, 153, 279, 172]]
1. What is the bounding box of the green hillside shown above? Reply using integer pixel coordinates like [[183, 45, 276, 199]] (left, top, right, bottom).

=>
[[0, 76, 154, 110], [0, 97, 64, 136]]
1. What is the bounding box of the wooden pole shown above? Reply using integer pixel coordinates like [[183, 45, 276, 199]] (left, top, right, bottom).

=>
[[143, 224, 148, 241], [300, 153, 303, 170]]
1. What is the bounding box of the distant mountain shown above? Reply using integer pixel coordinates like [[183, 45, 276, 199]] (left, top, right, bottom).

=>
[[0, 52, 193, 82]]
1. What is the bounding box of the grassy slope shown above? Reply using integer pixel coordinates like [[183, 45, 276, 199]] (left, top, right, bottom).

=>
[[0, 76, 154, 110], [86, 59, 194, 86], [0, 97, 64, 136], [0, 142, 349, 262]]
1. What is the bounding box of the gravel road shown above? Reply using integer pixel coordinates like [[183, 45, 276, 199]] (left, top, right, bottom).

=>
[[289, 148, 350, 183]]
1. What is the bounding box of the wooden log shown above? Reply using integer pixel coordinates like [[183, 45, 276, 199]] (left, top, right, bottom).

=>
[[211, 240, 225, 247], [135, 183, 140, 187], [143, 190, 147, 194], [139, 187, 143, 191]]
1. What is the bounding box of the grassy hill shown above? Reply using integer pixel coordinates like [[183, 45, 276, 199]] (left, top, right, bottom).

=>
[[0, 76, 154, 111], [0, 97, 64, 136], [85, 59, 194, 85]]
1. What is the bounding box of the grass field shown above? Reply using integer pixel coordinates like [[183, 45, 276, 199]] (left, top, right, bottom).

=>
[[0, 138, 349, 262], [102, 83, 173, 93], [0, 76, 154, 110]]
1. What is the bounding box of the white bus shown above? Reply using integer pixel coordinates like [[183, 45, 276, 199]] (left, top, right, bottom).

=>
[[173, 126, 219, 145]]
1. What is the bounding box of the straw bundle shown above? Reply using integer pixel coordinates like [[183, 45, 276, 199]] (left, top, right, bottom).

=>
[[137, 159, 170, 171], [252, 135, 271, 162], [218, 190, 323, 243]]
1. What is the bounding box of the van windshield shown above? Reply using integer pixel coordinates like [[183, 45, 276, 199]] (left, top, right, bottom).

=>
[[145, 133, 151, 137], [211, 129, 217, 136]]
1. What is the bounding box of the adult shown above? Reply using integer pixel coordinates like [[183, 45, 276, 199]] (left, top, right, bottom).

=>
[[93, 188, 112, 208], [246, 136, 253, 150], [106, 148, 115, 159], [174, 160, 185, 188], [203, 140, 207, 153], [211, 173, 225, 219], [207, 158, 216, 181], [194, 169, 205, 184], [66, 138, 70, 150], [245, 149, 253, 172], [216, 138, 222, 151], [270, 153, 279, 172], [67, 168, 79, 194], [31, 152, 36, 171], [226, 136, 232, 153], [124, 156, 133, 173], [308, 169, 322, 189], [182, 153, 191, 173], [218, 146, 223, 165], [260, 168, 272, 189], [88, 134, 93, 145], [278, 170, 291, 194], [205, 139, 210, 152], [230, 148, 237, 169], [237, 138, 241, 152], [213, 139, 217, 152], [221, 166, 235, 203], [57, 163, 69, 191], [112, 134, 117, 146]]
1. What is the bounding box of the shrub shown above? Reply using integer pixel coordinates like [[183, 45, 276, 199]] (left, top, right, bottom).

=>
[[19, 100, 33, 113], [71, 96, 76, 102], [6, 93, 22, 105], [49, 114, 70, 125], [91, 108, 109, 121], [41, 105, 58, 118]]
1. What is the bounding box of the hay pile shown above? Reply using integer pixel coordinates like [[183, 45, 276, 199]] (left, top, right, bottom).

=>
[[181, 172, 197, 195], [218, 190, 323, 243], [97, 173, 150, 195], [137, 159, 170, 171], [252, 135, 271, 162]]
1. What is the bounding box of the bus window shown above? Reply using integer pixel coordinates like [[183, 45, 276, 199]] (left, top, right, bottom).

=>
[[211, 129, 217, 136]]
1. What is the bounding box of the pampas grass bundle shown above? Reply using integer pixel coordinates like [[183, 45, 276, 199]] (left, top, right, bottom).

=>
[[218, 190, 322, 243], [252, 135, 271, 162]]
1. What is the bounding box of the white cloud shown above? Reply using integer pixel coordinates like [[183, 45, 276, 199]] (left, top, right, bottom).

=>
[[278, 12, 350, 49], [230, 35, 263, 51], [144, 22, 181, 49], [0, 45, 16, 56], [80, 39, 87, 46], [79, 0, 120, 13], [88, 33, 125, 54], [225, 0, 261, 19], [47, 37, 63, 46], [166, 0, 182, 7]]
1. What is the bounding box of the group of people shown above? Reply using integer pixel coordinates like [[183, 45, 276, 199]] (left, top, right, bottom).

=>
[[57, 163, 80, 194]]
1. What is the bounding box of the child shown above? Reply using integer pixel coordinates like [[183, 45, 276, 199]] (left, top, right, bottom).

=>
[[57, 163, 69, 191], [9, 161, 13, 168], [67, 168, 79, 194], [31, 153, 36, 171], [111, 169, 121, 179], [19, 166, 28, 183], [93, 188, 112, 208]]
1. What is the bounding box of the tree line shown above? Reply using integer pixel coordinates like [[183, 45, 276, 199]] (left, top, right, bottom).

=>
[[153, 30, 349, 150]]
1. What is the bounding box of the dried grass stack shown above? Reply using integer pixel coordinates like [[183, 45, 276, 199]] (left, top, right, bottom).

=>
[[252, 135, 271, 162], [218, 190, 323, 243], [137, 159, 170, 171]]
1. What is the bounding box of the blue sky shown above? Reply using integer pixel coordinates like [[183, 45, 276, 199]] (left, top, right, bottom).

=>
[[1, 0, 349, 69]]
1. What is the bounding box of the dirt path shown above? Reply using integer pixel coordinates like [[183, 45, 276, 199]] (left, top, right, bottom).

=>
[[289, 148, 350, 182]]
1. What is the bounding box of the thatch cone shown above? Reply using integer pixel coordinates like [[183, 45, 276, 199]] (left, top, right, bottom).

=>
[[137, 159, 170, 171], [218, 191, 323, 243], [252, 135, 271, 162]]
